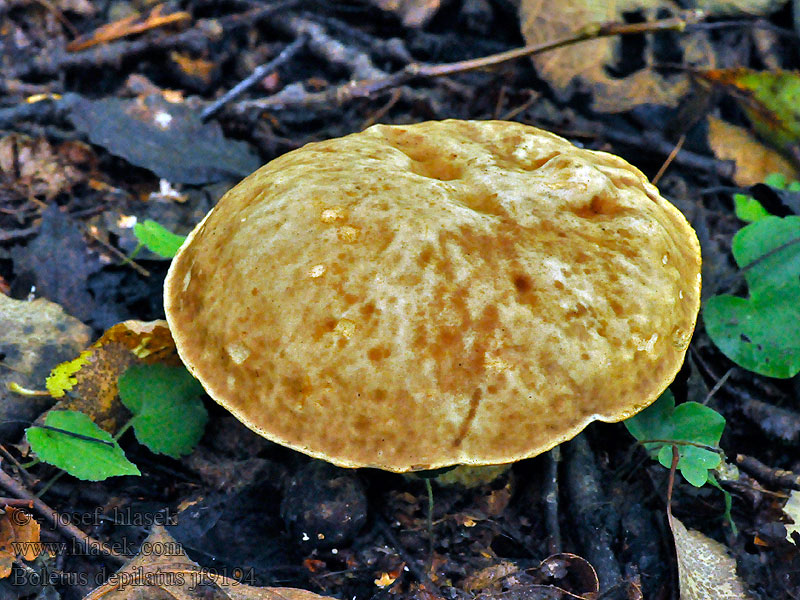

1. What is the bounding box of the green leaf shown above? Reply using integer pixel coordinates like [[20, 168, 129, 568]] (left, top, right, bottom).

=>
[[764, 173, 788, 188], [132, 220, 185, 258], [721, 69, 800, 153], [118, 364, 207, 458], [704, 216, 800, 377], [624, 391, 725, 488], [733, 193, 769, 222], [26, 411, 140, 481]]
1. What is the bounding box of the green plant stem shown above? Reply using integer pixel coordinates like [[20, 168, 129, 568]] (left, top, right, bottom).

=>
[[638, 438, 723, 454], [113, 417, 136, 441], [36, 470, 65, 498]]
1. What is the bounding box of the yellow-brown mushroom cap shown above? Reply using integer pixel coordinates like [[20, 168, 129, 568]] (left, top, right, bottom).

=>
[[164, 120, 701, 472]]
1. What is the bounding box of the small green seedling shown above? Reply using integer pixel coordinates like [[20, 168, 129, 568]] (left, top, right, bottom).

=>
[[25, 363, 207, 481], [132, 219, 186, 259], [625, 390, 736, 531], [704, 216, 800, 378], [625, 390, 725, 488]]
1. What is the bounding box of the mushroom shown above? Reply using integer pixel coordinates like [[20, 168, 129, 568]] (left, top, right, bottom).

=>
[[164, 120, 701, 473]]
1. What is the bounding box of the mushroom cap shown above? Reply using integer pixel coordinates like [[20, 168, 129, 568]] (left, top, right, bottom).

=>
[[164, 120, 701, 472]]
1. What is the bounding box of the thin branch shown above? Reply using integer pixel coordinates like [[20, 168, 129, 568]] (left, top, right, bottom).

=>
[[235, 10, 704, 114], [0, 465, 126, 564]]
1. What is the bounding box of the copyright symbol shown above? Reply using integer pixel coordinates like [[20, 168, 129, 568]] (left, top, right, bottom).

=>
[[9, 509, 30, 526]]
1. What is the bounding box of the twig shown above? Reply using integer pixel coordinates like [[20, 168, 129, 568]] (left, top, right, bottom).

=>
[[703, 368, 732, 405], [0, 498, 35, 508], [564, 435, 624, 599], [736, 454, 800, 491], [601, 129, 733, 179], [500, 90, 540, 122], [83, 226, 150, 277], [272, 14, 385, 80], [10, 0, 302, 80], [361, 88, 402, 128], [235, 11, 703, 114], [652, 133, 685, 185], [0, 465, 126, 564], [201, 34, 309, 120]]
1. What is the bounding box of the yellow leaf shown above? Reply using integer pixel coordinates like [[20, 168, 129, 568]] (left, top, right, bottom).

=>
[[45, 350, 93, 398], [42, 320, 179, 433]]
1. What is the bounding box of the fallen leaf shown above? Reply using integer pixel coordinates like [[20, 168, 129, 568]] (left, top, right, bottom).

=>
[[45, 320, 180, 433], [169, 52, 217, 87], [26, 410, 140, 480], [10, 203, 102, 323], [669, 514, 753, 599], [462, 561, 519, 593], [67, 4, 191, 52], [0, 293, 90, 441], [368, 0, 441, 27], [68, 94, 260, 184], [0, 134, 88, 200], [0, 508, 41, 578], [699, 69, 800, 161], [82, 525, 337, 600], [783, 490, 800, 544], [517, 0, 695, 113], [706, 116, 799, 186]]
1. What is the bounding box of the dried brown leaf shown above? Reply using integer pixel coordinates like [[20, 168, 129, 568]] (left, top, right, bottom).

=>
[[46, 320, 178, 433], [706, 115, 799, 186], [66, 4, 191, 52], [669, 514, 753, 600], [0, 508, 41, 577], [82, 525, 336, 600], [0, 134, 88, 200], [517, 0, 699, 113], [368, 0, 441, 27]]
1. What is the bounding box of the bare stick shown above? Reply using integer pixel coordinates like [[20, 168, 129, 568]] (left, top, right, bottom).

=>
[[200, 33, 309, 120], [0, 466, 126, 564], [236, 11, 704, 114]]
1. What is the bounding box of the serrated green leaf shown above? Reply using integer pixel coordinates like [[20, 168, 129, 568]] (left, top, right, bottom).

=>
[[118, 364, 207, 458], [132, 220, 185, 258], [625, 391, 725, 488], [704, 216, 800, 377], [26, 411, 140, 481]]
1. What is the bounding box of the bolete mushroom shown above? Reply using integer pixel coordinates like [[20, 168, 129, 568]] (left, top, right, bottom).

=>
[[164, 120, 701, 473]]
